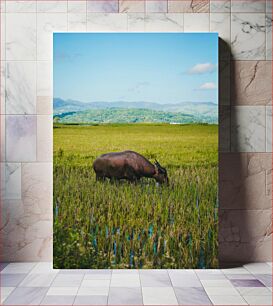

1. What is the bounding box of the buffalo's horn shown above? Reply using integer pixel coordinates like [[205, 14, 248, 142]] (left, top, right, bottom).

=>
[[155, 159, 162, 168]]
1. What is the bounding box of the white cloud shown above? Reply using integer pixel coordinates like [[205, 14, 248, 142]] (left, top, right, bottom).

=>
[[188, 63, 217, 74], [199, 82, 217, 90]]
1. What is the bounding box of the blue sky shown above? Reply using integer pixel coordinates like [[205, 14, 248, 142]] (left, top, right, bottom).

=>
[[53, 33, 218, 104]]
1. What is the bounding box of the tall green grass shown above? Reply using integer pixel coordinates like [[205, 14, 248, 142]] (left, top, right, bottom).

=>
[[53, 123, 218, 269]]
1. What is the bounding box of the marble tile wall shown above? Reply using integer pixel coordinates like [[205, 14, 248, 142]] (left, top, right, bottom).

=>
[[0, 0, 272, 265]]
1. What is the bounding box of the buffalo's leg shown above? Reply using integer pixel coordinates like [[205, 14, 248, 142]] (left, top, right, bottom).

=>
[[109, 177, 118, 184], [96, 174, 105, 181], [128, 176, 140, 184], [124, 166, 139, 183]]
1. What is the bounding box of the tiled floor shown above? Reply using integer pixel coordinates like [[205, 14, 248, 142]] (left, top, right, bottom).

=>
[[0, 262, 272, 305]]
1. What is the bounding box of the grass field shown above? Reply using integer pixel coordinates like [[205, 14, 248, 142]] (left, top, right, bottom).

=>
[[53, 123, 218, 269]]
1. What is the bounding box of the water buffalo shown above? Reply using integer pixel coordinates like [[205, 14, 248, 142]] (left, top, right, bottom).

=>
[[93, 150, 168, 184]]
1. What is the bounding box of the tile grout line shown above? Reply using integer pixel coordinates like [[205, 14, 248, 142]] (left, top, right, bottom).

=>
[[1, 262, 272, 304], [221, 267, 252, 306], [194, 268, 215, 305], [67, 0, 68, 31], [4, 6, 6, 165], [35, 0, 38, 165], [2, 262, 37, 290], [138, 269, 144, 306], [167, 269, 180, 305], [106, 268, 113, 305], [265, 103, 268, 152], [265, 9, 268, 60], [71, 270, 85, 305], [38, 265, 60, 305]]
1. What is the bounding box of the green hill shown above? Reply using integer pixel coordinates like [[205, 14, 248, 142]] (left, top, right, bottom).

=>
[[54, 108, 217, 124]]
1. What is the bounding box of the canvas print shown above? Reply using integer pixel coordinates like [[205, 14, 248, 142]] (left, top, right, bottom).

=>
[[53, 33, 218, 269]]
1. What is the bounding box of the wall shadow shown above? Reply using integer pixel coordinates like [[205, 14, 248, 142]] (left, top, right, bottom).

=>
[[218, 38, 251, 268]]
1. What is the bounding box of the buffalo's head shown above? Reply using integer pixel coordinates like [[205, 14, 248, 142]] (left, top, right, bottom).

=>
[[154, 160, 169, 185]]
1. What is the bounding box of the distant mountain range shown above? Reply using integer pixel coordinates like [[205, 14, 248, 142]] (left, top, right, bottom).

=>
[[53, 98, 218, 124]]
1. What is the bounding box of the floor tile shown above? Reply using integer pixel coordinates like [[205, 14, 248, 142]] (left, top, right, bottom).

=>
[[74, 295, 108, 305], [46, 287, 79, 296], [140, 270, 171, 287], [201, 280, 233, 287], [230, 279, 265, 287], [84, 273, 111, 280], [108, 287, 143, 305], [85, 269, 112, 275], [1, 287, 15, 296], [208, 295, 247, 305], [82, 279, 110, 287], [59, 269, 86, 274], [204, 286, 240, 296], [1, 274, 27, 286], [174, 287, 212, 305], [243, 295, 272, 305], [0, 263, 9, 272], [222, 267, 251, 275], [140, 269, 169, 276], [237, 286, 272, 296], [196, 269, 223, 274], [29, 262, 58, 274], [168, 270, 202, 287], [51, 274, 84, 287], [41, 295, 75, 305], [110, 274, 140, 287], [112, 269, 139, 274], [171, 277, 202, 287], [244, 263, 272, 274], [168, 269, 196, 275], [225, 274, 256, 280], [255, 274, 273, 287], [1, 262, 272, 306], [19, 273, 57, 287], [77, 286, 109, 296], [1, 263, 36, 274], [3, 287, 48, 305], [168, 270, 197, 278], [142, 287, 178, 305], [1, 287, 15, 303], [196, 270, 227, 280]]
